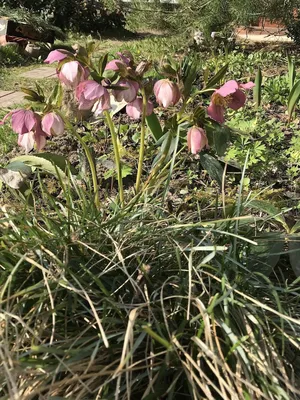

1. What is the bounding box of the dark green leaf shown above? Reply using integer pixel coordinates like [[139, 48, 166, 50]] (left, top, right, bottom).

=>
[[206, 124, 231, 156], [11, 153, 76, 181], [21, 87, 44, 102], [146, 112, 164, 141], [199, 153, 223, 186], [247, 237, 284, 276]]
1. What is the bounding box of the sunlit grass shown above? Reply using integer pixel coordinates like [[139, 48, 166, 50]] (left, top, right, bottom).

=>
[[0, 176, 299, 399]]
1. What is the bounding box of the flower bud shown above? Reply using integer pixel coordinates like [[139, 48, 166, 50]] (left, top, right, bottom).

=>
[[135, 61, 150, 77], [187, 126, 208, 154], [154, 79, 180, 108], [58, 61, 86, 87], [41, 112, 64, 136]]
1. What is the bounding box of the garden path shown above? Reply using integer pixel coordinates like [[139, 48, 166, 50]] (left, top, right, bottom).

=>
[[0, 66, 56, 108]]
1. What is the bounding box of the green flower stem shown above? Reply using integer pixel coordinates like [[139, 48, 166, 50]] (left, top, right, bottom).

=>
[[104, 110, 124, 206], [135, 90, 147, 193], [72, 130, 99, 208]]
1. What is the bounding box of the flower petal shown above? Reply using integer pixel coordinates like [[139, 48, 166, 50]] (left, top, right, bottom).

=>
[[239, 82, 255, 90], [44, 50, 72, 64], [12, 110, 36, 134], [18, 132, 35, 153], [216, 80, 239, 97], [207, 102, 225, 124], [105, 59, 125, 71], [82, 81, 105, 100], [112, 80, 139, 103], [42, 112, 64, 136], [126, 100, 142, 119], [228, 89, 246, 110]]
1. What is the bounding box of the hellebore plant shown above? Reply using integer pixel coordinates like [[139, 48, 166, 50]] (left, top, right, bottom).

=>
[[0, 42, 254, 209]]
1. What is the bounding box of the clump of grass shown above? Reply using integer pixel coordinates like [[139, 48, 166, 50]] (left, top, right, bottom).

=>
[[0, 110, 18, 155], [0, 177, 299, 399], [0, 45, 25, 67]]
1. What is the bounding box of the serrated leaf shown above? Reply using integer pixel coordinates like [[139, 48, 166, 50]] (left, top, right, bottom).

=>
[[206, 64, 228, 89], [146, 112, 163, 141], [288, 80, 300, 121], [11, 153, 74, 182], [199, 153, 223, 186]]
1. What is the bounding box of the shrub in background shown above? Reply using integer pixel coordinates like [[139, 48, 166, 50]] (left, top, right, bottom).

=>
[[1, 0, 126, 34]]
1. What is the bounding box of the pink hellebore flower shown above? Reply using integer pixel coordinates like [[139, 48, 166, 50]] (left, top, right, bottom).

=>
[[0, 109, 35, 134], [44, 49, 73, 64], [207, 80, 255, 124], [58, 61, 86, 87], [18, 115, 49, 152], [105, 53, 131, 71], [92, 89, 111, 116], [11, 109, 36, 134], [76, 80, 105, 110], [112, 79, 139, 103], [187, 126, 208, 154], [41, 112, 64, 136], [0, 109, 52, 152], [126, 97, 154, 119], [154, 79, 181, 108]]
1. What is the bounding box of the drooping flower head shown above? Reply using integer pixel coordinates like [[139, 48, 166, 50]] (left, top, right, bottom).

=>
[[154, 79, 181, 108], [41, 112, 64, 136], [76, 80, 105, 110], [11, 109, 36, 134], [58, 61, 87, 87], [187, 126, 208, 154], [126, 97, 154, 119], [207, 80, 255, 124], [112, 79, 139, 103], [1, 109, 55, 152]]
